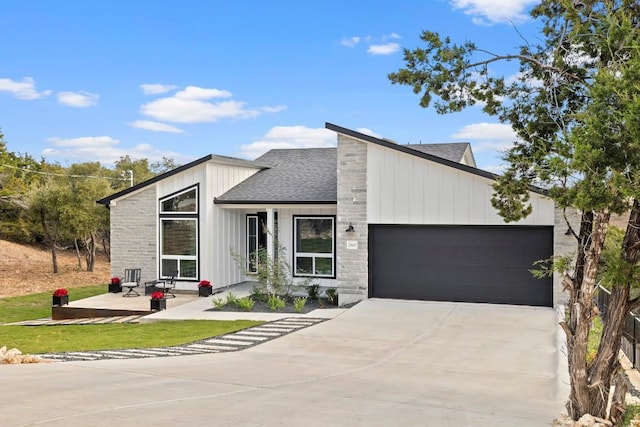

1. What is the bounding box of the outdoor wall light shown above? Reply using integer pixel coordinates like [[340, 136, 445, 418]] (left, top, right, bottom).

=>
[[345, 223, 355, 232]]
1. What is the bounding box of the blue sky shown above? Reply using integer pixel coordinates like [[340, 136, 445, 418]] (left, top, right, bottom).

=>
[[0, 0, 540, 173]]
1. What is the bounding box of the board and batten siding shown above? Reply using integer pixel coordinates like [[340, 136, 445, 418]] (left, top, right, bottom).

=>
[[366, 144, 555, 226], [203, 164, 261, 289], [211, 207, 246, 288], [123, 161, 262, 291]]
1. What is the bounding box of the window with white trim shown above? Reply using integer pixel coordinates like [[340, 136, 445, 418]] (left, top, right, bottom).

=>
[[293, 216, 335, 277], [159, 186, 198, 279]]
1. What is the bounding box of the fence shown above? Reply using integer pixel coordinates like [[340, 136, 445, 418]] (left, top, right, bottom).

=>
[[595, 285, 640, 369]]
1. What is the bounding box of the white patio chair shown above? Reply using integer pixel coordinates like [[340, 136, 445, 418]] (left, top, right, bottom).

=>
[[121, 268, 142, 297]]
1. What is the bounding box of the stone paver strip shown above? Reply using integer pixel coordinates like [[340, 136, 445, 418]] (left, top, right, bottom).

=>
[[202, 338, 253, 346], [36, 317, 327, 362]]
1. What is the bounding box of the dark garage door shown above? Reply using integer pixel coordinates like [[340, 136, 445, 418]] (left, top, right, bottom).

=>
[[369, 225, 553, 307]]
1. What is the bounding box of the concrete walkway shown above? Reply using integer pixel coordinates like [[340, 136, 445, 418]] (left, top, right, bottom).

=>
[[2, 299, 567, 426]]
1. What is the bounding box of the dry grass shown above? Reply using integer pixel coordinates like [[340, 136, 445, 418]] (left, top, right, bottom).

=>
[[0, 239, 110, 298]]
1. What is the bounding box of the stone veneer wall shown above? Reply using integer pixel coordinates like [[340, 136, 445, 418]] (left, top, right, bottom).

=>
[[336, 135, 369, 305], [110, 187, 157, 285]]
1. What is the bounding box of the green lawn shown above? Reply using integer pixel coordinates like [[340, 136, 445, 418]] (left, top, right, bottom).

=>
[[0, 285, 262, 354], [0, 285, 107, 324]]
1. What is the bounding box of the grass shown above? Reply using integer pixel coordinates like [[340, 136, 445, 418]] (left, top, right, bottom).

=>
[[0, 285, 262, 354], [0, 285, 106, 324]]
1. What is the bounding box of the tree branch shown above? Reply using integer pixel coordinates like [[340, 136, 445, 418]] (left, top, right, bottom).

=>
[[467, 52, 589, 86], [564, 207, 579, 240]]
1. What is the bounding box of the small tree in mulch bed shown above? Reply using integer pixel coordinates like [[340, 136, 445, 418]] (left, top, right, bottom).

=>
[[231, 238, 318, 300]]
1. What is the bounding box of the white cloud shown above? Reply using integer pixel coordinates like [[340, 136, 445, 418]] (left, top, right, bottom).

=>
[[46, 136, 117, 148], [237, 126, 336, 159], [129, 120, 184, 133], [356, 127, 382, 138], [340, 34, 402, 55], [367, 43, 401, 55], [258, 105, 287, 113], [139, 85, 283, 124], [43, 135, 192, 165], [140, 83, 178, 95], [142, 98, 259, 123], [341, 36, 361, 47], [174, 86, 232, 100], [452, 122, 516, 152], [0, 77, 51, 100], [57, 91, 99, 108], [450, 0, 536, 25]]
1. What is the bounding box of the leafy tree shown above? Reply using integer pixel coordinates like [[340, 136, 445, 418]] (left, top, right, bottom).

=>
[[389, 0, 640, 422], [27, 179, 74, 273], [111, 155, 155, 191], [66, 163, 112, 271], [0, 130, 61, 241], [151, 156, 180, 175]]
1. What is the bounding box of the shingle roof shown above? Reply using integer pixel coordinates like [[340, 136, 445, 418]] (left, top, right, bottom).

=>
[[406, 143, 470, 163], [215, 148, 337, 204]]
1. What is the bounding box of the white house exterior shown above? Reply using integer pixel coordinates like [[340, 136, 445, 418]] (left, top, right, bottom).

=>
[[99, 124, 557, 307]]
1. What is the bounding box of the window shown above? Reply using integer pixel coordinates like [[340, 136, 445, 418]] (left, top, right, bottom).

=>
[[246, 215, 259, 274], [160, 187, 197, 213], [159, 186, 198, 279], [293, 216, 335, 277]]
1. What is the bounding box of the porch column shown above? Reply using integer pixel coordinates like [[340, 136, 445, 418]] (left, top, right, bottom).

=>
[[266, 208, 275, 260]]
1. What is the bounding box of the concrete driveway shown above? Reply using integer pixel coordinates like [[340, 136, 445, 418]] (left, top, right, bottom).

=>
[[1, 299, 567, 426]]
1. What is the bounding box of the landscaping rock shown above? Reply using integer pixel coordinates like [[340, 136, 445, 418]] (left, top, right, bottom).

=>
[[552, 414, 613, 427], [0, 346, 49, 364]]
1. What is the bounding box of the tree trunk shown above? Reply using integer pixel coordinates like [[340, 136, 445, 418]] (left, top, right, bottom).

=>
[[589, 283, 629, 421], [102, 233, 111, 262], [50, 244, 59, 274], [39, 207, 59, 274], [74, 239, 83, 270], [84, 233, 96, 272], [567, 200, 640, 423], [566, 209, 611, 420], [605, 199, 640, 422]]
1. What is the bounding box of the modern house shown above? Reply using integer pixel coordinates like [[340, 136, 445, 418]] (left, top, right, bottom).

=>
[[97, 123, 556, 307]]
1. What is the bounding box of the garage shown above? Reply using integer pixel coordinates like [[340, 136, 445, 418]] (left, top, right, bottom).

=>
[[369, 224, 553, 307]]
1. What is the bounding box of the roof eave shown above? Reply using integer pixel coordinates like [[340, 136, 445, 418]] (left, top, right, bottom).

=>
[[214, 198, 337, 205], [324, 122, 548, 196], [96, 154, 267, 206]]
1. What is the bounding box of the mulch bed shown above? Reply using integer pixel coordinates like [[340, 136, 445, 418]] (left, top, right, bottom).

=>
[[206, 297, 341, 314]]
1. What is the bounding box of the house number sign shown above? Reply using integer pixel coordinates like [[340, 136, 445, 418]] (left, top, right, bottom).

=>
[[346, 240, 358, 250]]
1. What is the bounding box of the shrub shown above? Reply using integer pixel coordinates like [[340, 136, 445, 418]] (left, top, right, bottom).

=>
[[236, 296, 255, 311], [250, 284, 269, 302], [293, 297, 307, 313], [212, 297, 227, 309], [325, 288, 337, 304], [225, 292, 238, 306], [267, 294, 286, 311], [306, 284, 320, 300], [231, 238, 295, 297]]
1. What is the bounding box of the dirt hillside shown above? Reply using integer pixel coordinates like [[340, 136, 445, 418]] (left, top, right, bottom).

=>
[[0, 239, 110, 298]]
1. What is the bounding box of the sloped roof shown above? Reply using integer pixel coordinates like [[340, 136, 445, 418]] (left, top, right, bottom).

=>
[[406, 143, 470, 163], [97, 154, 266, 206], [215, 148, 337, 204], [326, 122, 498, 181]]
